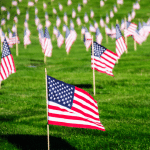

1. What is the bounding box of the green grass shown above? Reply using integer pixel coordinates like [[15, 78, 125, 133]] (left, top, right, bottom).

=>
[[0, 0, 150, 149]]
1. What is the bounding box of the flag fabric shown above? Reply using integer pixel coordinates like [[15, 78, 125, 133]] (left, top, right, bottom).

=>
[[0, 38, 16, 81], [9, 32, 20, 45], [35, 15, 39, 26], [120, 19, 125, 30], [133, 1, 140, 10], [106, 14, 109, 24], [96, 28, 103, 45], [14, 15, 18, 23], [63, 24, 67, 32], [90, 10, 94, 18], [47, 75, 105, 131], [117, 0, 123, 5], [56, 16, 61, 27], [43, 27, 53, 57], [35, 7, 38, 15], [84, 13, 89, 23], [70, 26, 77, 43], [45, 19, 51, 28], [7, 11, 10, 20], [110, 10, 114, 18], [113, 5, 117, 13], [28, 1, 34, 6], [128, 13, 132, 22], [53, 8, 57, 14], [83, 0, 87, 5], [1, 31, 5, 43], [76, 17, 81, 26], [45, 12, 49, 20], [63, 12, 68, 24], [100, 17, 105, 27], [89, 24, 96, 32], [81, 26, 85, 35], [131, 9, 136, 19], [110, 26, 116, 38], [70, 19, 74, 28], [65, 26, 74, 53], [77, 4, 81, 12], [8, 29, 13, 48], [1, 18, 5, 26], [100, 0, 104, 7], [57, 30, 64, 48], [94, 20, 98, 29], [116, 24, 127, 57], [91, 42, 118, 76], [124, 21, 137, 37], [38, 28, 44, 48], [43, 2, 47, 9], [67, 0, 72, 6], [84, 27, 92, 49], [1, 6, 6, 11], [12, 24, 16, 32], [53, 26, 58, 37], [72, 9, 76, 18], [26, 10, 29, 21], [12, 1, 18, 6], [24, 28, 31, 46], [105, 25, 112, 35], [59, 3, 63, 11], [17, 7, 20, 15]]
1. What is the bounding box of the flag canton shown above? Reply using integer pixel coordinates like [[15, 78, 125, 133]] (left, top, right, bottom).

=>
[[44, 27, 50, 39], [116, 24, 122, 39], [2, 39, 11, 58], [65, 27, 70, 38], [126, 21, 131, 29], [96, 28, 100, 36], [12, 32, 16, 37], [92, 42, 106, 57], [47, 75, 75, 109]]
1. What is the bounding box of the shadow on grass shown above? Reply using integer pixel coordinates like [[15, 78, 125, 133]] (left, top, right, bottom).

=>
[[1, 134, 76, 150]]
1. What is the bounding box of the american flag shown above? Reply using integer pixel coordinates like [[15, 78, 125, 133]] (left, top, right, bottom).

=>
[[56, 16, 61, 27], [17, 7, 20, 15], [63, 12, 68, 24], [83, 0, 87, 4], [59, 3, 63, 11], [147, 18, 150, 25], [84, 13, 89, 23], [14, 15, 18, 23], [113, 5, 117, 13], [100, 17, 105, 28], [110, 26, 116, 39], [124, 21, 137, 37], [81, 26, 85, 35], [138, 21, 145, 36], [120, 19, 125, 30], [77, 4, 81, 12], [84, 27, 92, 49], [1, 18, 5, 26], [117, 0, 123, 5], [96, 28, 103, 45], [94, 20, 98, 29], [35, 7, 38, 15], [12, 1, 18, 6], [91, 42, 118, 76], [35, 0, 38, 3], [105, 25, 111, 35], [63, 24, 67, 32], [131, 9, 135, 19], [100, 0, 104, 7], [53, 26, 58, 37], [128, 13, 132, 22], [28, 1, 34, 6], [70, 26, 77, 43], [116, 24, 127, 57], [24, 28, 31, 46], [0, 38, 16, 81], [89, 24, 96, 32], [106, 14, 109, 24], [43, 27, 53, 57], [24, 19, 28, 29], [1, 31, 5, 43], [8, 29, 13, 48], [26, 10, 29, 21], [45, 19, 51, 28], [65, 26, 74, 53], [132, 30, 145, 45], [47, 75, 105, 131], [57, 30, 64, 48], [90, 10, 94, 18], [35, 15, 39, 26], [67, 0, 72, 6], [45, 12, 49, 20], [70, 19, 74, 28], [72, 9, 76, 18], [110, 10, 114, 18], [43, 2, 47, 9], [76, 17, 81, 26], [38, 28, 44, 48], [53, 8, 57, 15], [1, 6, 6, 11], [7, 11, 10, 20], [12, 24, 16, 32], [133, 1, 140, 10], [9, 32, 20, 45]]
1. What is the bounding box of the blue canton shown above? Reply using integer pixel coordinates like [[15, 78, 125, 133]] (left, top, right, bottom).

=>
[[47, 75, 75, 109], [2, 38, 11, 58], [116, 24, 122, 39], [44, 27, 50, 39]]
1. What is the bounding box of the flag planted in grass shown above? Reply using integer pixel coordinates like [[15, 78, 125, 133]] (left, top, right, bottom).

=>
[[47, 75, 105, 131], [0, 38, 16, 81], [91, 42, 118, 76]]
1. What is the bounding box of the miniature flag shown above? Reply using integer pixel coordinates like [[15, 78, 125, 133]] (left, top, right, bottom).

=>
[[28, 1, 34, 6], [65, 26, 74, 53], [7, 11, 10, 20], [35, 15, 39, 26], [63, 24, 67, 32], [116, 24, 127, 57], [89, 24, 96, 32], [128, 13, 132, 22], [84, 27, 92, 49], [70, 19, 74, 28], [14, 15, 18, 23], [17, 7, 20, 15], [76, 17, 81, 26], [91, 42, 118, 76], [12, 24, 16, 32], [43, 2, 47, 9], [117, 0, 123, 5], [94, 20, 98, 29], [105, 25, 111, 35], [67, 0, 72, 6], [46, 19, 51, 28], [110, 26, 116, 38], [12, 1, 18, 6], [57, 30, 64, 48], [24, 28, 31, 46], [77, 4, 81, 12], [53, 26, 58, 37], [110, 10, 114, 18], [120, 19, 125, 30], [63, 12, 68, 24], [8, 29, 13, 48], [90, 10, 94, 18], [1, 6, 6, 11], [0, 38, 16, 81], [100, 17, 105, 27], [43, 27, 53, 57], [131, 9, 135, 19], [45, 12, 49, 20], [100, 0, 104, 7], [83, 0, 87, 5], [132, 30, 145, 45], [113, 5, 117, 13], [1, 18, 5, 26], [53, 8, 57, 14], [72, 9, 76, 18], [59, 3, 63, 11], [84, 13, 89, 23], [35, 7, 38, 15], [106, 14, 109, 24], [9, 32, 20, 45], [96, 28, 103, 45], [47, 75, 105, 131], [70, 26, 77, 43], [26, 10, 29, 21], [124, 21, 137, 37], [133, 1, 140, 10], [56, 16, 61, 27]]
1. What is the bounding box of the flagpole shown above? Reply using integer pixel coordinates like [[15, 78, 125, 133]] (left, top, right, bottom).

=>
[[134, 40, 136, 51], [125, 17, 128, 53], [45, 68, 50, 150], [44, 55, 46, 63], [92, 36, 96, 95], [16, 24, 18, 56]]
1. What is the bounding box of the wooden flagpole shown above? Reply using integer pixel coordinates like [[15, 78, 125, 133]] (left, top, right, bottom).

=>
[[125, 17, 128, 53], [134, 40, 136, 51], [92, 36, 96, 95], [16, 24, 18, 56], [105, 25, 108, 44], [44, 55, 46, 63], [45, 68, 50, 150]]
